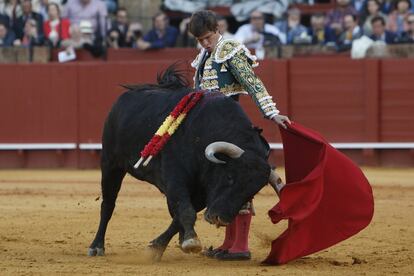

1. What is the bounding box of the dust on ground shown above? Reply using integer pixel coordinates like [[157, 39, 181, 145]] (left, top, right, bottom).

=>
[[0, 168, 413, 275]]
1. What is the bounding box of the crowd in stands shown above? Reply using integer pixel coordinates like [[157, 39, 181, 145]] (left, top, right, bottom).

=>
[[0, 0, 115, 54], [0, 0, 413, 58]]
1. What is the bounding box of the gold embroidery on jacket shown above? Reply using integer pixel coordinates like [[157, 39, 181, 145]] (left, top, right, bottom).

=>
[[202, 68, 218, 80], [220, 83, 244, 95], [201, 79, 219, 90], [217, 41, 239, 60], [227, 51, 279, 117], [194, 40, 279, 117]]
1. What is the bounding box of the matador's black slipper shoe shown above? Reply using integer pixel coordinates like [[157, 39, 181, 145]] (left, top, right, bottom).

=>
[[202, 246, 225, 258], [215, 250, 251, 261]]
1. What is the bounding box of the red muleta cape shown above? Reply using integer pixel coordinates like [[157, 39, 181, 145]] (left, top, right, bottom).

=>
[[263, 122, 374, 265]]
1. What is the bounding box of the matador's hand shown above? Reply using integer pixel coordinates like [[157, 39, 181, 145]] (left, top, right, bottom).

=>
[[272, 114, 291, 129]]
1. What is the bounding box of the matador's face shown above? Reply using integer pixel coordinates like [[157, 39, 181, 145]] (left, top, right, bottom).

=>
[[196, 30, 221, 53]]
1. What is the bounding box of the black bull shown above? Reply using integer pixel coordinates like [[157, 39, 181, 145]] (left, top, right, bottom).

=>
[[88, 68, 278, 260]]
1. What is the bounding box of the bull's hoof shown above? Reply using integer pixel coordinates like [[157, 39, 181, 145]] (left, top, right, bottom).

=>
[[181, 237, 202, 254], [147, 243, 166, 262], [88, 247, 105, 256], [147, 241, 167, 262]]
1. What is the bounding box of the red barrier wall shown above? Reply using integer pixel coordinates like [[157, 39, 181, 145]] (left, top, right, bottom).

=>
[[381, 59, 414, 141], [106, 48, 198, 62], [0, 64, 78, 143], [0, 64, 80, 167], [289, 58, 367, 141], [0, 56, 413, 168]]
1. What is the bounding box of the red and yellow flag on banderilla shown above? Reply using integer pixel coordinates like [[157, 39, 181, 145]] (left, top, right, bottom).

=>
[[134, 92, 204, 169]]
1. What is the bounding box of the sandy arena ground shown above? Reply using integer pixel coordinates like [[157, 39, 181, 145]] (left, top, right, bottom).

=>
[[0, 168, 413, 275]]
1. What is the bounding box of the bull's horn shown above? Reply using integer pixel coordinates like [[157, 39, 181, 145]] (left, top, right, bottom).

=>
[[269, 170, 285, 196], [205, 142, 245, 164]]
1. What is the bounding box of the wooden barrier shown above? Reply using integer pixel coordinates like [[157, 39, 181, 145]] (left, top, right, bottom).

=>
[[0, 57, 413, 168], [0, 47, 50, 63]]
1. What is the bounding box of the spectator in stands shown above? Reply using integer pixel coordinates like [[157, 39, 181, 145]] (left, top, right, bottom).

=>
[[33, 0, 49, 20], [103, 0, 116, 14], [0, 11, 10, 28], [31, 0, 64, 20], [336, 14, 363, 50], [217, 15, 234, 39], [0, 21, 17, 45], [14, 17, 44, 46], [63, 0, 107, 38], [308, 13, 336, 45], [386, 0, 412, 35], [62, 20, 104, 56], [361, 0, 388, 36], [230, 0, 289, 22], [377, 0, 394, 14], [135, 11, 178, 50], [124, 21, 143, 48], [13, 0, 43, 40], [234, 10, 286, 50], [43, 2, 69, 47], [325, 0, 357, 36], [106, 6, 129, 48], [177, 16, 197, 47], [399, 13, 414, 41], [61, 22, 82, 48], [352, 0, 366, 13], [32, 0, 53, 21], [0, 0, 22, 24], [370, 15, 397, 42], [275, 8, 307, 44]]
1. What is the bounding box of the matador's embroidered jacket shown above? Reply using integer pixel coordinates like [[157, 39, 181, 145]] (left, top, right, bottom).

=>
[[191, 37, 280, 119]]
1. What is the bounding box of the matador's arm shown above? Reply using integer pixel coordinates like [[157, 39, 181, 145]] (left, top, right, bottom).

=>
[[226, 51, 280, 119]]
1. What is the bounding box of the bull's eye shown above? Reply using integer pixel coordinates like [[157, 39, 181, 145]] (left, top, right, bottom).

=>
[[227, 175, 234, 185]]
